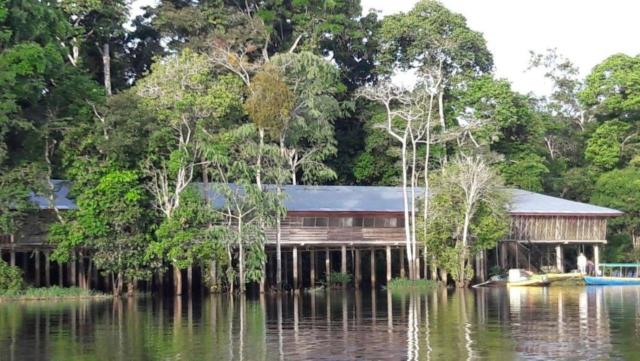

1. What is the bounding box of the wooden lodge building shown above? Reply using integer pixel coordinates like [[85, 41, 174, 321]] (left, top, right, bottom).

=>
[[0, 181, 623, 291]]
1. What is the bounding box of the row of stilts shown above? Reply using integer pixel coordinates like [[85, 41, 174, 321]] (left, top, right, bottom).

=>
[[2, 245, 441, 293]]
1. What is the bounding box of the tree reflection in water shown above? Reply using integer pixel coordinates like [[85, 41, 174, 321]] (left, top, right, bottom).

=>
[[1, 286, 640, 360]]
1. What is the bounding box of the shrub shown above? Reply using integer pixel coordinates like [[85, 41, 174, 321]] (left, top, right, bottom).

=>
[[0, 286, 107, 299], [0, 260, 23, 291], [325, 272, 352, 287], [386, 278, 437, 292]]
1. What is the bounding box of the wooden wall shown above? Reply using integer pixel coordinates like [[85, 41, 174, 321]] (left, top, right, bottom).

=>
[[507, 215, 608, 243], [265, 212, 406, 246]]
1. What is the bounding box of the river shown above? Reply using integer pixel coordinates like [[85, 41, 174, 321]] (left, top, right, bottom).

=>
[[1, 286, 639, 360]]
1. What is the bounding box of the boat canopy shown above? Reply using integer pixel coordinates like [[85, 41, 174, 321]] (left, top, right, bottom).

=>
[[599, 263, 640, 268]]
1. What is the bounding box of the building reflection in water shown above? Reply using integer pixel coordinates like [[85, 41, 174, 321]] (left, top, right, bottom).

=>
[[4, 286, 640, 360]]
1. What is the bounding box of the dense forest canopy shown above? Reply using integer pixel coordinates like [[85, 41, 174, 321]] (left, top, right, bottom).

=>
[[2, 0, 639, 291]]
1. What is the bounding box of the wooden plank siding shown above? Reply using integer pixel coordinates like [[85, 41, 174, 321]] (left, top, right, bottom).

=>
[[506, 215, 608, 244], [265, 212, 406, 246]]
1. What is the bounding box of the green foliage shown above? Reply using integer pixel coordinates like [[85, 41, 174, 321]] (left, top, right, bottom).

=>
[[585, 120, 630, 170], [592, 167, 640, 253], [377, 0, 492, 77], [151, 186, 220, 270], [499, 153, 549, 192], [0, 286, 105, 299], [50, 169, 153, 284], [0, 260, 23, 292], [325, 272, 352, 286], [579, 54, 640, 120], [421, 157, 508, 285], [386, 278, 437, 292]]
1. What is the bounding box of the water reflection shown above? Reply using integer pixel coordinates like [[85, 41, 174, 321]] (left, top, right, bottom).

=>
[[1, 286, 640, 360]]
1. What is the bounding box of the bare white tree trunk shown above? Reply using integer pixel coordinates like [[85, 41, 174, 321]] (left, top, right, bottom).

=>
[[102, 43, 112, 96]]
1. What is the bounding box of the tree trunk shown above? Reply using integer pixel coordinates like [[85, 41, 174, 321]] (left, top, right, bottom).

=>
[[276, 216, 282, 291], [102, 43, 112, 96], [458, 212, 472, 288], [209, 260, 217, 293], [400, 141, 414, 280], [173, 265, 182, 296], [238, 220, 245, 293], [127, 280, 135, 297]]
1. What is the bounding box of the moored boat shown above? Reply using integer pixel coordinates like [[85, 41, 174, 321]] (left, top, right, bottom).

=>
[[506, 269, 550, 287], [584, 263, 640, 286]]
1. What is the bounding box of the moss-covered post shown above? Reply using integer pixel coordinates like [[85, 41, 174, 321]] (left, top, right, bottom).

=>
[[399, 247, 405, 278]]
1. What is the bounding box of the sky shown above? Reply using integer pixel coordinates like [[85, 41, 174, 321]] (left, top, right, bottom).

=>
[[132, 0, 640, 96], [361, 0, 640, 95]]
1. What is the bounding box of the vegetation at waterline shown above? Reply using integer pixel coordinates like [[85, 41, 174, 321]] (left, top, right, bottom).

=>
[[0, 286, 107, 300], [386, 278, 438, 292], [324, 272, 353, 287], [1, 0, 640, 294], [0, 260, 107, 300], [0, 260, 23, 292]]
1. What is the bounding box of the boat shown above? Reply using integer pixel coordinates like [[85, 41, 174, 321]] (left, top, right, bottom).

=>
[[507, 274, 551, 287], [503, 269, 550, 287], [584, 263, 640, 286]]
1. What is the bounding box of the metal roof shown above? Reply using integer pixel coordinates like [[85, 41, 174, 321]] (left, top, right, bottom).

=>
[[204, 184, 622, 216], [29, 180, 76, 210], [506, 189, 622, 216], [40, 181, 622, 216]]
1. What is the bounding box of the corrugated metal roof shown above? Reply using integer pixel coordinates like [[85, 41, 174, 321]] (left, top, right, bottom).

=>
[[40, 180, 622, 216], [204, 184, 622, 216], [29, 180, 76, 210], [506, 189, 622, 216]]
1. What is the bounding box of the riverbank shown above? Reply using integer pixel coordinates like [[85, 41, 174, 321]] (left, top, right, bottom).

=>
[[0, 286, 111, 301]]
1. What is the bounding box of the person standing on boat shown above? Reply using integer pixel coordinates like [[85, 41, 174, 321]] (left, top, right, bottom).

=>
[[586, 260, 595, 276], [577, 253, 587, 274]]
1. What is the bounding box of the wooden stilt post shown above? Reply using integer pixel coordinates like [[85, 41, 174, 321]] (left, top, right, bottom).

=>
[[58, 262, 64, 286], [370, 248, 376, 286], [399, 247, 405, 279], [355, 248, 361, 288], [293, 246, 298, 290], [298, 248, 302, 289], [593, 245, 600, 275], [555, 244, 564, 273], [423, 245, 428, 280], [69, 252, 77, 287], [187, 266, 193, 294], [44, 251, 51, 287], [340, 246, 347, 273], [174, 265, 182, 296], [386, 245, 392, 282], [9, 249, 15, 267], [341, 245, 347, 287], [500, 242, 508, 269], [310, 249, 316, 288], [78, 254, 86, 289], [35, 250, 41, 287], [325, 248, 331, 280]]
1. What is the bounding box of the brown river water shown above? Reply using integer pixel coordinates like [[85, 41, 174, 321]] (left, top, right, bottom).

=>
[[1, 286, 640, 360]]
